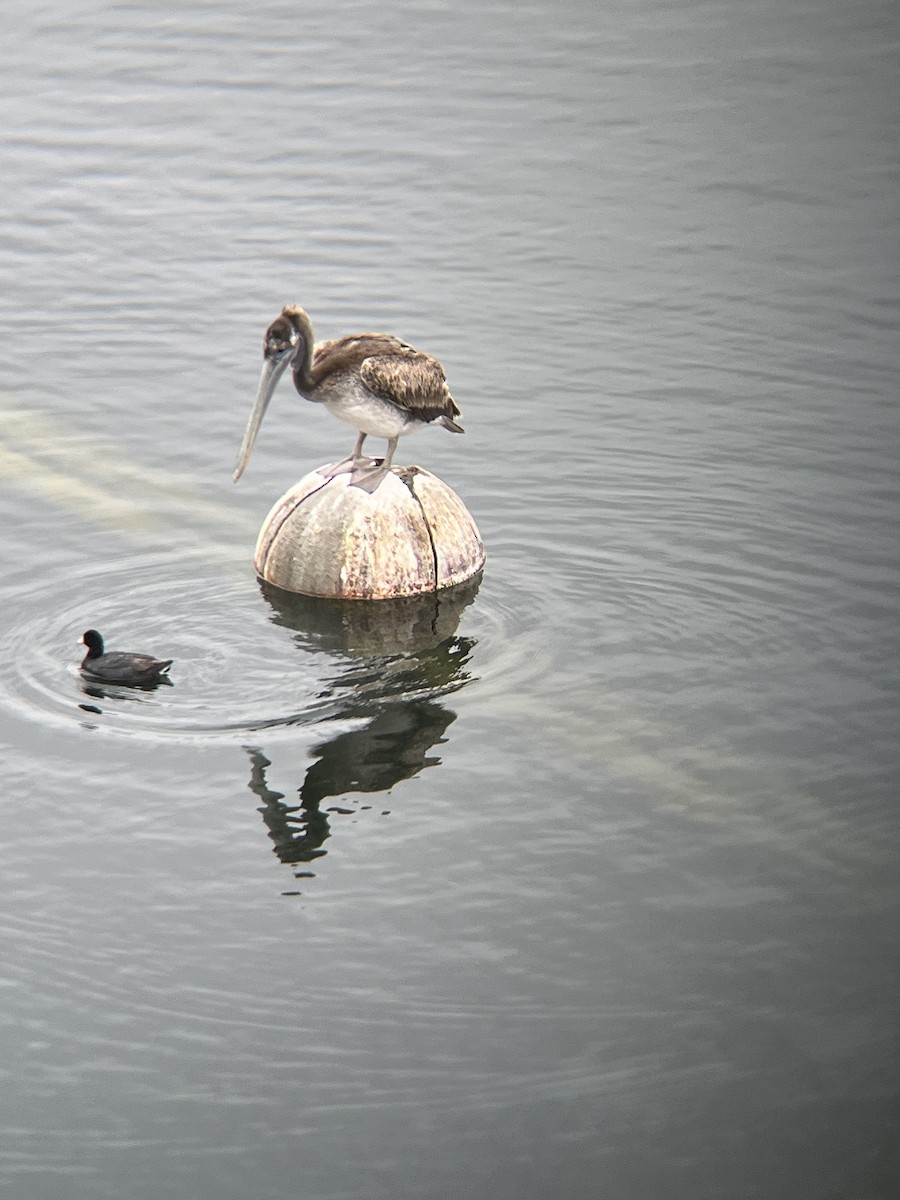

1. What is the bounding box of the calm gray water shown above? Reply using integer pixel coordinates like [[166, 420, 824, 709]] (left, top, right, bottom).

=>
[[1, 1, 898, 1197]]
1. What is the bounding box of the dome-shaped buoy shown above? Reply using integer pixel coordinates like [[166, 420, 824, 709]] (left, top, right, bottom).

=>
[[252, 465, 484, 599]]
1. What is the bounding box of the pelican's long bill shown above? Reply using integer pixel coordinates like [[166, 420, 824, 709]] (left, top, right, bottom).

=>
[[233, 351, 292, 482]]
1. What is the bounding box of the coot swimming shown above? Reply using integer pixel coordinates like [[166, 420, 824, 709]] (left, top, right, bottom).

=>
[[79, 629, 173, 685]]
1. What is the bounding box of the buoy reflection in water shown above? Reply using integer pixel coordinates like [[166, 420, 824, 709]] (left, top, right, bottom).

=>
[[246, 576, 480, 872]]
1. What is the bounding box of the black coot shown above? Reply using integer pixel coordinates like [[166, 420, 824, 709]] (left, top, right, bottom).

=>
[[80, 629, 173, 685]]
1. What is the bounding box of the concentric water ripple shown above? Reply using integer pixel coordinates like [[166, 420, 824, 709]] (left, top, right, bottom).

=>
[[0, 547, 551, 745], [0, 551, 336, 742]]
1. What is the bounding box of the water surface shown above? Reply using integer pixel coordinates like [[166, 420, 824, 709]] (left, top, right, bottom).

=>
[[1, 1, 899, 1197]]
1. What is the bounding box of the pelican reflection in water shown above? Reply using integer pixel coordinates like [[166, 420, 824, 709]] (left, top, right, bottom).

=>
[[245, 702, 456, 868], [244, 574, 479, 878]]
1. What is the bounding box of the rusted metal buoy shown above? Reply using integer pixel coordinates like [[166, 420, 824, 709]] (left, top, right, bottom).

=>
[[253, 464, 484, 600]]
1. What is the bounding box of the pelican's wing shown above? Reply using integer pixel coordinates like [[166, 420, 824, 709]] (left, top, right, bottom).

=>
[[360, 348, 461, 424]]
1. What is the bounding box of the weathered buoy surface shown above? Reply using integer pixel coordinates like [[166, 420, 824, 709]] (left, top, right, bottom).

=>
[[253, 465, 485, 599]]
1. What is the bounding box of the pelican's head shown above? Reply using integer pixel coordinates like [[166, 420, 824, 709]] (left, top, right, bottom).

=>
[[263, 306, 311, 361], [233, 306, 315, 482]]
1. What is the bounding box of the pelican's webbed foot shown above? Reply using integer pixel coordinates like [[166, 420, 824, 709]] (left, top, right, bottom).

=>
[[348, 459, 392, 493]]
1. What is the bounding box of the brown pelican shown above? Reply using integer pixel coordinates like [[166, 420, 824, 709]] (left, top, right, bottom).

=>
[[79, 629, 173, 685], [233, 306, 464, 488]]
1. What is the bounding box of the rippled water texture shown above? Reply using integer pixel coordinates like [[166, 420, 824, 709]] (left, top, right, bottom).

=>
[[1, 1, 899, 1198]]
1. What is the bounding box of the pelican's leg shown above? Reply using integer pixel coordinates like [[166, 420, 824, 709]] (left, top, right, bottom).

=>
[[320, 432, 377, 478], [349, 436, 398, 492]]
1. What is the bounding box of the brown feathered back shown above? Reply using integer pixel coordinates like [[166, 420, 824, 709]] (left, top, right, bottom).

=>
[[311, 334, 461, 425]]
